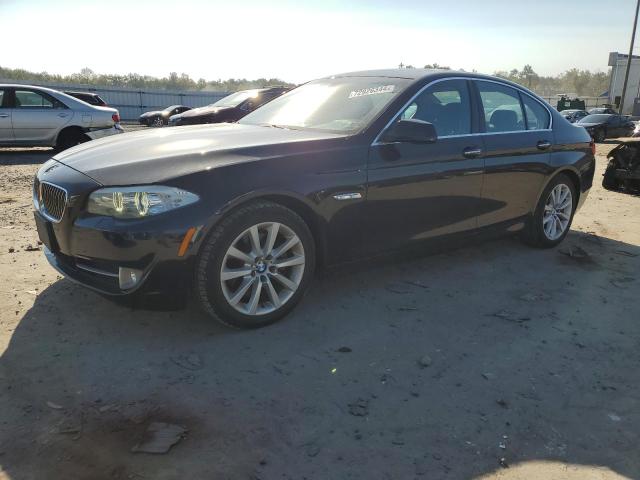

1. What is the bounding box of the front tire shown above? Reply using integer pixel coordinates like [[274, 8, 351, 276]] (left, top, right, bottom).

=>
[[151, 116, 164, 127], [195, 201, 316, 328], [522, 174, 576, 248]]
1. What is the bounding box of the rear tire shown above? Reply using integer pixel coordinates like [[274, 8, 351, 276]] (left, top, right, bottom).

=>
[[594, 129, 606, 143], [602, 160, 620, 191], [195, 201, 316, 329], [55, 129, 89, 152], [522, 173, 577, 248]]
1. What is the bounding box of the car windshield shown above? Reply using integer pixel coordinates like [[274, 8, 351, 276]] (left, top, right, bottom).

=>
[[560, 110, 578, 114], [163, 105, 181, 112], [211, 90, 262, 108], [238, 77, 411, 134], [579, 114, 611, 123]]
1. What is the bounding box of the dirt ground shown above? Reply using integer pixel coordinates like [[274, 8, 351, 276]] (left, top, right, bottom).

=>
[[0, 136, 639, 480]]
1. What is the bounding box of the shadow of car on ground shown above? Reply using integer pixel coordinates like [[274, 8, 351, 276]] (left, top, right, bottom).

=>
[[1, 230, 639, 479]]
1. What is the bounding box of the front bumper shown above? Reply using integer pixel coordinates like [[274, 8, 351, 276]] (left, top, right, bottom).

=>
[[86, 125, 124, 141], [42, 244, 194, 296], [33, 160, 211, 297], [34, 205, 202, 296]]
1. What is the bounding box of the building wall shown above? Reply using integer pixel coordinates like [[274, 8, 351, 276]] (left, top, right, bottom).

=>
[[0, 79, 230, 120], [608, 52, 640, 114]]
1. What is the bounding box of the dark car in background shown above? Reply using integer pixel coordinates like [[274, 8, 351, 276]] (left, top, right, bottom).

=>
[[168, 87, 290, 126], [139, 105, 192, 127], [33, 69, 594, 329], [577, 114, 635, 142], [64, 91, 108, 107], [588, 107, 616, 115], [559, 109, 588, 123]]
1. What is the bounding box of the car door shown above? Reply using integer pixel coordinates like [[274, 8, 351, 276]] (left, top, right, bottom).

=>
[[11, 88, 72, 144], [0, 88, 13, 144], [474, 80, 552, 228], [362, 78, 485, 254]]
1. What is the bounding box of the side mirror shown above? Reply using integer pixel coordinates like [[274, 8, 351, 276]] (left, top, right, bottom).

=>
[[382, 119, 437, 144]]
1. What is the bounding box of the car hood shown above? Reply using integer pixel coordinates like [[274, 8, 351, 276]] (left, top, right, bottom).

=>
[[179, 105, 234, 118], [52, 123, 346, 185]]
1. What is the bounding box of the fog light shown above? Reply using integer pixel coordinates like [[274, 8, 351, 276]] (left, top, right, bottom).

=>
[[119, 267, 143, 290]]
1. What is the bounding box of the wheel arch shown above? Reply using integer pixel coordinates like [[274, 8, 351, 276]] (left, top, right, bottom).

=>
[[533, 167, 581, 215], [201, 191, 328, 268], [55, 125, 89, 147]]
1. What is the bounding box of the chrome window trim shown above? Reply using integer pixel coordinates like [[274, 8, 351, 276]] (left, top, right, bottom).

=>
[[75, 262, 119, 278], [371, 76, 553, 146], [35, 180, 68, 223]]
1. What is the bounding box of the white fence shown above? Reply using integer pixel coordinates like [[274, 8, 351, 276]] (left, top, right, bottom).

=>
[[0, 79, 230, 120]]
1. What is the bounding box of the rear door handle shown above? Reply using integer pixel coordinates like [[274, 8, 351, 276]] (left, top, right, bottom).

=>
[[0, 113, 9, 118], [536, 140, 552, 150], [462, 146, 482, 159], [58, 113, 69, 118]]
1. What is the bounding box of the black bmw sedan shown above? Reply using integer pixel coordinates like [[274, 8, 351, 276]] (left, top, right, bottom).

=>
[[33, 69, 595, 328], [168, 87, 290, 127]]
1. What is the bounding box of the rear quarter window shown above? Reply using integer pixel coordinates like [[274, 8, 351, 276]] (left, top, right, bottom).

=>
[[521, 95, 550, 130]]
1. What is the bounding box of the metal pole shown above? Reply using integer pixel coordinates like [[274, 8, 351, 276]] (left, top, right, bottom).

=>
[[619, 0, 640, 114]]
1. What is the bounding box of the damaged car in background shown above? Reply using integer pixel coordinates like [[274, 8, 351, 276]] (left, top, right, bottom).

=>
[[0, 84, 122, 150], [603, 139, 640, 194]]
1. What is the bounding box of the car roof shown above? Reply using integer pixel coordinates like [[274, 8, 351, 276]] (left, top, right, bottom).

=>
[[0, 83, 64, 94], [322, 69, 536, 90], [329, 68, 451, 79]]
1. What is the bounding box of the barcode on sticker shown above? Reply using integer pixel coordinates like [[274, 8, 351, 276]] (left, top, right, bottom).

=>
[[348, 85, 395, 98]]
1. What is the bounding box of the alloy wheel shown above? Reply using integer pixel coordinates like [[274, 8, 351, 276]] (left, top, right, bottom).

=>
[[220, 222, 305, 315], [153, 117, 163, 127], [542, 184, 572, 241]]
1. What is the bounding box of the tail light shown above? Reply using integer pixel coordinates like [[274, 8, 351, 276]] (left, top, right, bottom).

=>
[[112, 113, 120, 123], [590, 140, 596, 156]]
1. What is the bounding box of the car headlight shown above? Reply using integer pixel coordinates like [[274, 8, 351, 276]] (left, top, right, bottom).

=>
[[87, 186, 199, 218]]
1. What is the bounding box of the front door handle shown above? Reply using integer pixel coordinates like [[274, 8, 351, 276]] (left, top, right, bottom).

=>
[[0, 113, 9, 118], [58, 113, 69, 118], [536, 140, 552, 150], [462, 146, 482, 159]]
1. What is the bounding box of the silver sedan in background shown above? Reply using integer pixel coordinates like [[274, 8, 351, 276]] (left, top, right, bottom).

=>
[[0, 84, 123, 150]]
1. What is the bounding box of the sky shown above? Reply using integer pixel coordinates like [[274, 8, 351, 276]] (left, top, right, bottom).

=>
[[0, 0, 635, 83]]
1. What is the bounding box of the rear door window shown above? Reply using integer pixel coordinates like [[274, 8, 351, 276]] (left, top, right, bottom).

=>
[[15, 90, 65, 109], [476, 81, 525, 133], [15, 90, 54, 108]]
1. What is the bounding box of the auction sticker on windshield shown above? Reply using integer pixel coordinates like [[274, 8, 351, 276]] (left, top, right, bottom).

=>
[[348, 85, 395, 98]]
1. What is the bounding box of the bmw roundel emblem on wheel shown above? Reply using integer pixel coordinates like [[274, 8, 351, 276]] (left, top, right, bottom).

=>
[[33, 68, 594, 328]]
